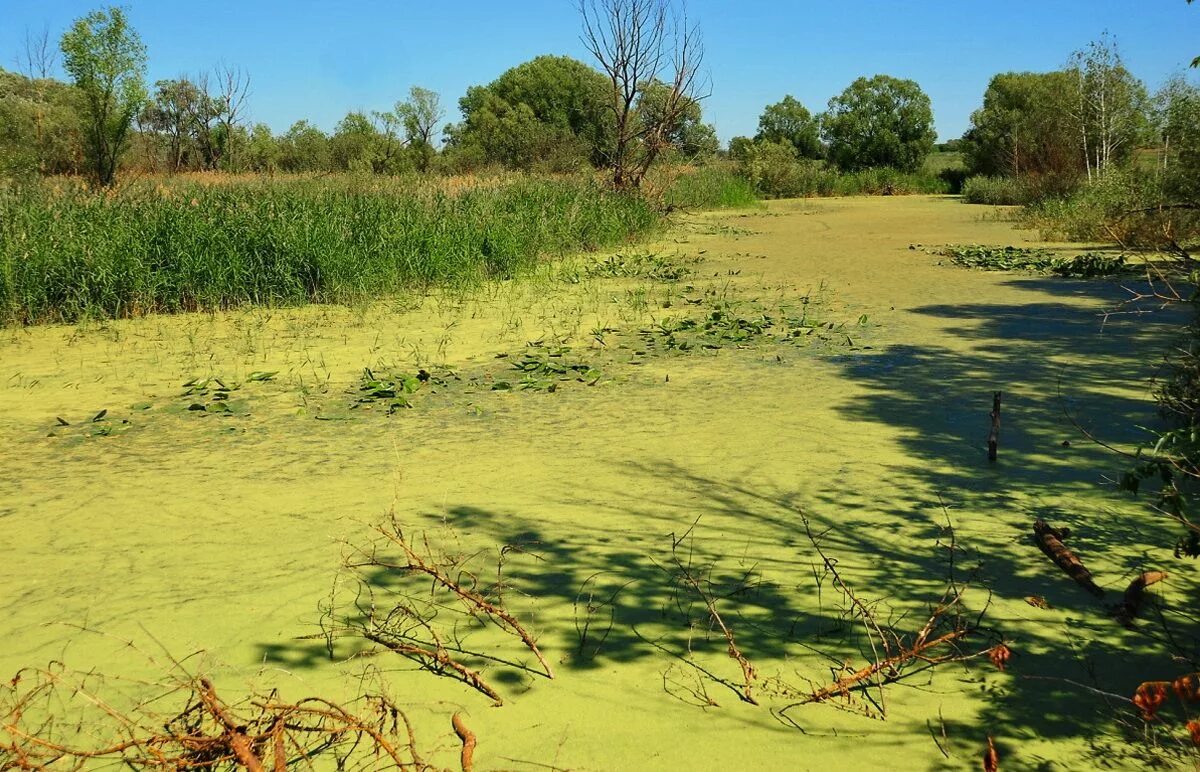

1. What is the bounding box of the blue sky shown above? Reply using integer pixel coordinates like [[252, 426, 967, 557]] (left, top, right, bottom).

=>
[[2, 1, 1197, 143]]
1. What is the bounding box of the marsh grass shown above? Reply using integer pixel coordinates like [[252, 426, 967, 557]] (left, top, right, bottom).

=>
[[661, 165, 759, 210], [0, 174, 659, 324]]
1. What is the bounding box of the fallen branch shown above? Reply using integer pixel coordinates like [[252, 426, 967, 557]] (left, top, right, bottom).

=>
[[363, 631, 503, 706], [453, 712, 477, 772], [665, 519, 759, 706], [364, 518, 554, 679], [1, 664, 430, 770], [1114, 571, 1169, 625], [1032, 519, 1105, 598]]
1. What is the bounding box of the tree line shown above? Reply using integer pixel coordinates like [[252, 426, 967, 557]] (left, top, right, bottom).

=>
[[0, 2, 717, 188], [3, 4, 1197, 199]]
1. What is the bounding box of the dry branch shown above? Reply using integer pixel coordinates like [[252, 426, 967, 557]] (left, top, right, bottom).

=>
[[1032, 519, 1105, 598], [1, 665, 431, 770], [665, 520, 760, 705], [452, 712, 476, 772], [363, 631, 503, 707], [366, 518, 554, 680]]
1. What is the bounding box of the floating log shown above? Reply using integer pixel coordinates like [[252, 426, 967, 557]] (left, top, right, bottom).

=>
[[1114, 571, 1168, 625], [1032, 519, 1104, 598], [988, 392, 1002, 462]]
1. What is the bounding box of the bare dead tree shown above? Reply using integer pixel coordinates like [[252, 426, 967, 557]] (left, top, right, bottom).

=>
[[17, 25, 57, 80], [17, 26, 58, 174], [215, 64, 251, 170], [579, 0, 708, 191]]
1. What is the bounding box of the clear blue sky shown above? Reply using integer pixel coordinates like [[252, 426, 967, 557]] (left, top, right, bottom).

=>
[[2, 1, 1197, 144]]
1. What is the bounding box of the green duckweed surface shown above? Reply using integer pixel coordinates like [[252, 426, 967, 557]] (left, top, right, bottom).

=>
[[0, 196, 1191, 769]]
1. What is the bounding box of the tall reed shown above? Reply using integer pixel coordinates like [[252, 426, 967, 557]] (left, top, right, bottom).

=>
[[0, 175, 659, 324]]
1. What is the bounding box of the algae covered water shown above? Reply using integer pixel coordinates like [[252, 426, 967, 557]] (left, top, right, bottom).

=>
[[0, 197, 1189, 769]]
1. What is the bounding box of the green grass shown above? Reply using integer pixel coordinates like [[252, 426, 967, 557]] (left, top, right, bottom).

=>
[[661, 164, 759, 210], [0, 175, 659, 324]]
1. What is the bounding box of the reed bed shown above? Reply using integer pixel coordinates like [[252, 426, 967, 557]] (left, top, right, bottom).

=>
[[0, 174, 659, 324]]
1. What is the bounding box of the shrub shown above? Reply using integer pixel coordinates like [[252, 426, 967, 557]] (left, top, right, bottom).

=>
[[1021, 168, 1194, 244]]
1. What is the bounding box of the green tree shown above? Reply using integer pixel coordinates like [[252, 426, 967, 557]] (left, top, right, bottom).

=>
[[962, 71, 1080, 179], [821, 75, 936, 172], [755, 95, 822, 159], [636, 81, 718, 159], [0, 67, 83, 176], [1157, 76, 1200, 201], [1066, 34, 1151, 179], [242, 122, 279, 172], [447, 55, 608, 170], [728, 136, 754, 163], [330, 111, 383, 172], [278, 120, 330, 172], [59, 6, 147, 185], [139, 78, 205, 171]]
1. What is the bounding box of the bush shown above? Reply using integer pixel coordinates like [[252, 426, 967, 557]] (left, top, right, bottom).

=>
[[833, 167, 949, 196], [1020, 168, 1191, 244]]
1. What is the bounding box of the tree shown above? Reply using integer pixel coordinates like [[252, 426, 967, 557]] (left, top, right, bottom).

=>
[[1066, 34, 1151, 180], [962, 71, 1080, 179], [381, 86, 443, 172], [727, 135, 754, 163], [636, 80, 718, 159], [579, 0, 708, 190], [755, 95, 822, 159], [242, 122, 279, 172], [59, 6, 147, 185], [1156, 76, 1200, 201], [821, 75, 936, 173], [139, 78, 204, 171], [0, 68, 84, 176], [278, 120, 330, 172], [330, 111, 383, 172], [447, 56, 608, 170]]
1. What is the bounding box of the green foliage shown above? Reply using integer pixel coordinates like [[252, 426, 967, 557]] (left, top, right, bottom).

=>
[[960, 175, 1033, 206], [1022, 167, 1200, 244], [579, 252, 697, 282], [661, 165, 758, 210], [446, 55, 609, 171], [0, 175, 659, 324], [59, 6, 147, 185], [0, 68, 83, 177], [962, 71, 1081, 179], [822, 75, 936, 173], [637, 82, 718, 160], [277, 121, 331, 172], [755, 95, 822, 159], [1067, 34, 1152, 175], [1157, 76, 1200, 203], [737, 139, 947, 198], [939, 244, 1130, 277]]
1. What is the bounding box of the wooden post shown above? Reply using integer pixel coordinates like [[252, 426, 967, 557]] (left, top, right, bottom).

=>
[[988, 392, 1002, 462]]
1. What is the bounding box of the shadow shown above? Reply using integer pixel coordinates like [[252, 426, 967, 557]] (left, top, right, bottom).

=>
[[253, 271, 1199, 766]]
